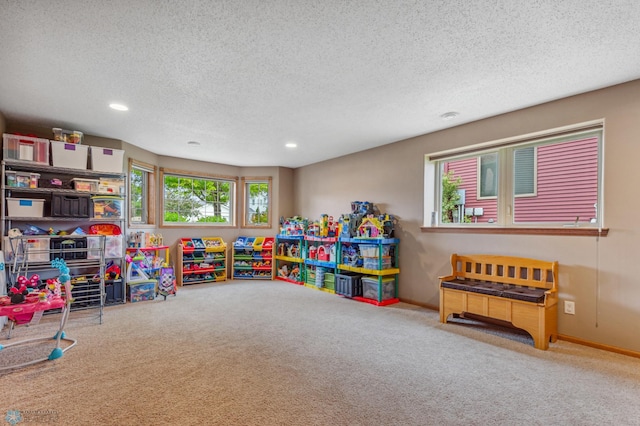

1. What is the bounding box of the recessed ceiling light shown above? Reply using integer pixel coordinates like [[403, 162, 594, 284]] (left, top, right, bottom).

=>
[[285, 142, 297, 148], [440, 111, 459, 120], [187, 141, 201, 146], [109, 103, 129, 111]]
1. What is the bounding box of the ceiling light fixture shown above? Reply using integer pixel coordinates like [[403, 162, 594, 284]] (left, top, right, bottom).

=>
[[187, 141, 201, 146], [440, 111, 459, 120], [285, 142, 297, 148], [109, 103, 129, 111]]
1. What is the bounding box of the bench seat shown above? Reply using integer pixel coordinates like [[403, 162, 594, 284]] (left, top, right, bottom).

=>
[[440, 279, 546, 304]]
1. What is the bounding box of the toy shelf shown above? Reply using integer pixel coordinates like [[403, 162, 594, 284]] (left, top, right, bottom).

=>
[[232, 236, 273, 280], [274, 234, 305, 285], [287, 235, 400, 305], [177, 237, 227, 286], [336, 237, 400, 305], [301, 236, 338, 292]]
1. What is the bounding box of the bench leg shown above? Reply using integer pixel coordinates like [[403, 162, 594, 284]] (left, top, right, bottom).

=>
[[532, 329, 550, 350]]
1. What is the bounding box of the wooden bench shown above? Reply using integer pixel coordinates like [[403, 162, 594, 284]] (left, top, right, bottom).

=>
[[439, 253, 558, 350]]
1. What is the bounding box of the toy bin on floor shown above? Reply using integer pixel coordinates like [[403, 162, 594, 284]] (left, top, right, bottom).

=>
[[127, 280, 156, 303], [105, 280, 124, 304], [361, 276, 396, 302], [335, 272, 363, 298], [50, 140, 89, 169]]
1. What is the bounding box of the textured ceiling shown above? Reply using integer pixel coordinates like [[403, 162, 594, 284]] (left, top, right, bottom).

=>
[[1, 1, 639, 168]]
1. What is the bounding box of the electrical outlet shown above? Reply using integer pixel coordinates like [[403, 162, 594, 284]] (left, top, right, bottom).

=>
[[564, 300, 576, 315]]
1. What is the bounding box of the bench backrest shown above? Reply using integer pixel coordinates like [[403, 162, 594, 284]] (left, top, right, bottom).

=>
[[450, 253, 558, 291]]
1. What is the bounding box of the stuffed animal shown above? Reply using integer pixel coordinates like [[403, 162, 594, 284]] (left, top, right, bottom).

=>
[[9, 283, 28, 304]]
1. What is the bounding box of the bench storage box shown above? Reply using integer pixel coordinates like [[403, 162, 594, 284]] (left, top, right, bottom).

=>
[[439, 253, 558, 350]]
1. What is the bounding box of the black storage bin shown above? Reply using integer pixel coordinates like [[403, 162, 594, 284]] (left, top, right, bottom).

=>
[[335, 272, 363, 298], [50, 194, 91, 218], [105, 280, 124, 304], [50, 237, 88, 260]]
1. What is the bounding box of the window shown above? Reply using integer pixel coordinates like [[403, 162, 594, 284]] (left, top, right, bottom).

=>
[[129, 159, 156, 226], [241, 177, 272, 228], [478, 153, 498, 198], [514, 146, 536, 197], [161, 168, 236, 226], [426, 122, 603, 228]]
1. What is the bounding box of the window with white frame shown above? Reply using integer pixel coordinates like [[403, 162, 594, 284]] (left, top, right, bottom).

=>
[[161, 168, 236, 226], [425, 123, 603, 227]]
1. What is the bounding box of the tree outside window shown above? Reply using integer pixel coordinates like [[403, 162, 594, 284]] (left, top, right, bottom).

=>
[[129, 159, 156, 226], [162, 169, 235, 226], [242, 177, 271, 228]]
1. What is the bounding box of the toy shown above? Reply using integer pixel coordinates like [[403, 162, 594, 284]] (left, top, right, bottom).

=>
[[105, 261, 121, 280], [157, 266, 177, 300], [358, 214, 384, 238], [319, 214, 329, 237], [280, 216, 308, 235], [327, 216, 338, 237], [9, 283, 28, 304]]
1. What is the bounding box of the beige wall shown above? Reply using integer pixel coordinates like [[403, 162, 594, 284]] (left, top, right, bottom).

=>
[[294, 79, 640, 353], [4, 81, 639, 353]]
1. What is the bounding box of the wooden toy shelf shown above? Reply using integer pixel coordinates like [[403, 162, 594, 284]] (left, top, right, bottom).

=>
[[177, 237, 227, 286], [232, 236, 274, 280]]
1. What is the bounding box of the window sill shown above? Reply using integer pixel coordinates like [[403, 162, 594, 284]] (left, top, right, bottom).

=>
[[420, 226, 609, 237]]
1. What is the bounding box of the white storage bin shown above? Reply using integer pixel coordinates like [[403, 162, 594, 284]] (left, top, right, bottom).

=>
[[98, 178, 125, 194], [3, 237, 50, 262], [90, 146, 124, 173], [6, 198, 45, 217], [50, 140, 89, 169], [88, 235, 123, 259], [71, 178, 100, 192], [2, 133, 50, 164], [24, 237, 50, 262]]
